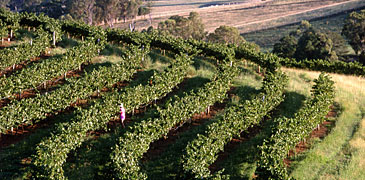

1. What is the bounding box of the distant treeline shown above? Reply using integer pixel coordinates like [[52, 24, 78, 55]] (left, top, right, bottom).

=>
[[0, 0, 152, 27]]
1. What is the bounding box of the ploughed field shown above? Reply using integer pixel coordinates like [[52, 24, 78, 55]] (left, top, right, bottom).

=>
[[115, 0, 365, 34]]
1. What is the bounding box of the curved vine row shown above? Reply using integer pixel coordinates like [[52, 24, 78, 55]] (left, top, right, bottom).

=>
[[0, 45, 146, 135], [110, 59, 239, 179], [0, 34, 106, 99], [255, 73, 335, 180], [0, 28, 50, 71], [182, 70, 288, 179], [235, 43, 365, 76], [32, 52, 193, 179]]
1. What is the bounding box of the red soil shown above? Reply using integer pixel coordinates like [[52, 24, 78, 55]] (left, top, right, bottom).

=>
[[0, 74, 136, 149], [87, 77, 192, 138], [142, 87, 236, 162], [0, 61, 88, 108], [0, 38, 16, 48], [284, 106, 337, 166], [208, 105, 337, 175], [209, 113, 267, 173]]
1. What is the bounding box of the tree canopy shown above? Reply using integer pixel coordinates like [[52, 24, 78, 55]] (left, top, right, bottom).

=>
[[295, 28, 337, 61], [273, 20, 338, 61], [158, 12, 206, 40], [342, 10, 365, 56], [207, 25, 245, 45], [2, 0, 150, 26], [273, 35, 297, 58]]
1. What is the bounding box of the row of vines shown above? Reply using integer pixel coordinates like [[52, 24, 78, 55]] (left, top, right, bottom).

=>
[[0, 8, 338, 180]]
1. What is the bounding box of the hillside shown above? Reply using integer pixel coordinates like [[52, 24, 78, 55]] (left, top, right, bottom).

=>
[[114, 0, 365, 34], [0, 9, 364, 180], [242, 7, 364, 52]]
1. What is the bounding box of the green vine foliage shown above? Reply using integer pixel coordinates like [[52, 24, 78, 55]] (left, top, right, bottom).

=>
[[19, 12, 62, 39], [182, 70, 288, 179], [0, 45, 145, 134], [32, 52, 193, 180], [61, 20, 106, 43], [31, 46, 148, 180], [255, 73, 335, 180], [0, 28, 50, 70], [0, 10, 63, 73], [107, 29, 198, 55], [0, 10, 341, 180], [235, 43, 365, 76], [0, 32, 105, 99], [188, 39, 235, 60], [234, 43, 281, 72], [108, 28, 242, 180], [110, 60, 239, 180], [0, 19, 7, 38], [0, 8, 20, 34]]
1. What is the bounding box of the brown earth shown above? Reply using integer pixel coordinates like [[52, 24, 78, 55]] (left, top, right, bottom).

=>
[[284, 105, 338, 166], [0, 38, 16, 48], [112, 0, 364, 34], [88, 77, 192, 138], [0, 73, 138, 149], [207, 104, 337, 175], [0, 61, 89, 108], [142, 87, 236, 162]]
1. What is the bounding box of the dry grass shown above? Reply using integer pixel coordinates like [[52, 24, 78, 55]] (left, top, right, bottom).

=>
[[337, 117, 365, 180], [114, 0, 365, 34], [282, 67, 365, 180], [150, 0, 250, 13]]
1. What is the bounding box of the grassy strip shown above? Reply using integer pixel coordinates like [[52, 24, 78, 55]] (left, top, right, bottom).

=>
[[277, 68, 365, 180], [256, 73, 335, 179], [338, 116, 365, 179]]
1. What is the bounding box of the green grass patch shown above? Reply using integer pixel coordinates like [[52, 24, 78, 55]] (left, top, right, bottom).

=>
[[281, 68, 365, 180]]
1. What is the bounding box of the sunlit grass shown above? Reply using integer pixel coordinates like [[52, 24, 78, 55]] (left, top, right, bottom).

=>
[[282, 67, 365, 180]]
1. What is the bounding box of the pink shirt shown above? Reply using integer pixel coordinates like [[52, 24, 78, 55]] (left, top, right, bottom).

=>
[[120, 106, 126, 121]]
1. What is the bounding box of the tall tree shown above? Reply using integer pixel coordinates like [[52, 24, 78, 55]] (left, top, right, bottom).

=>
[[20, 0, 67, 19], [68, 0, 95, 25], [342, 10, 365, 56], [188, 12, 206, 40], [207, 25, 245, 45], [326, 31, 350, 57], [95, 0, 120, 27], [272, 35, 297, 58], [126, 0, 141, 21], [295, 28, 338, 61], [138, 2, 151, 18], [93, 0, 142, 27], [158, 12, 206, 40], [0, 0, 10, 10]]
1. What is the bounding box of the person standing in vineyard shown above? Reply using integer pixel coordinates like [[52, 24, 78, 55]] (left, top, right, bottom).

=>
[[120, 103, 126, 128]]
